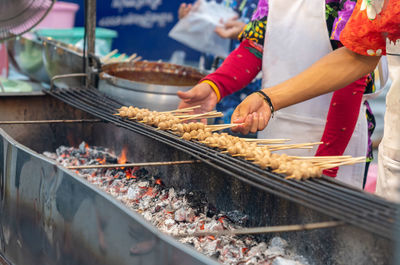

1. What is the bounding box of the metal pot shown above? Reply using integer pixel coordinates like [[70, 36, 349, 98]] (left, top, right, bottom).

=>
[[42, 37, 85, 88], [98, 61, 205, 111], [7, 36, 50, 83]]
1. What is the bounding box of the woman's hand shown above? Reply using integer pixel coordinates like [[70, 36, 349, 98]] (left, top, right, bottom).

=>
[[178, 3, 193, 19], [231, 92, 271, 135], [177, 82, 218, 114], [215, 18, 246, 39]]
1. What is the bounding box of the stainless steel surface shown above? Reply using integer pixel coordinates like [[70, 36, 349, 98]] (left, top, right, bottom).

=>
[[0, 95, 216, 265], [7, 36, 49, 83], [0, 119, 102, 125], [50, 73, 88, 90], [0, 129, 215, 265], [42, 37, 85, 89], [98, 61, 204, 111], [0, 94, 394, 265]]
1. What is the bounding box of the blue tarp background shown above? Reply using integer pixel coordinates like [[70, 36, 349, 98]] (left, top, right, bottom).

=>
[[66, 0, 201, 62]]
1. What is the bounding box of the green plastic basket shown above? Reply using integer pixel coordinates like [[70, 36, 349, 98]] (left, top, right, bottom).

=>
[[36, 27, 118, 55]]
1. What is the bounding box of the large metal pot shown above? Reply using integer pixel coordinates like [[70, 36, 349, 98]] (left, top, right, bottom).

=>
[[98, 61, 205, 111], [42, 37, 85, 88], [7, 36, 49, 83]]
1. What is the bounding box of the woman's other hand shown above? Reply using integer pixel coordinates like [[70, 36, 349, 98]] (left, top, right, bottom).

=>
[[178, 3, 193, 19], [215, 17, 246, 39], [231, 92, 271, 135], [177, 82, 218, 114]]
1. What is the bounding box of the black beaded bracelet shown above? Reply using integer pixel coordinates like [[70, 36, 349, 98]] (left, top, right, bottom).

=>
[[255, 90, 275, 118]]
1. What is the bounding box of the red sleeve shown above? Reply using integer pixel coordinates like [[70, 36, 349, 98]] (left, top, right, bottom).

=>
[[340, 0, 400, 56], [201, 39, 262, 99], [315, 76, 367, 177]]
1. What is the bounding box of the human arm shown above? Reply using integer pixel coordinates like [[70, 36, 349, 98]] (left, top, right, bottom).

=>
[[231, 47, 380, 134], [177, 19, 266, 112], [263, 47, 380, 111], [177, 39, 262, 113], [215, 17, 247, 40], [178, 3, 193, 19], [231, 0, 400, 133]]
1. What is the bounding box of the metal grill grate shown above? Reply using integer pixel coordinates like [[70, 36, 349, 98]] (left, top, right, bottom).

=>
[[46, 87, 398, 240]]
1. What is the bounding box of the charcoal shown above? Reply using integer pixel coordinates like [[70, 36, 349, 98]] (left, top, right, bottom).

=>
[[225, 210, 249, 226], [78, 141, 87, 153], [272, 257, 302, 265], [269, 237, 288, 249], [45, 142, 309, 265]]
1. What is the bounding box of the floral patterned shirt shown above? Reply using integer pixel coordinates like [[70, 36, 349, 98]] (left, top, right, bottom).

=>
[[340, 0, 400, 56]]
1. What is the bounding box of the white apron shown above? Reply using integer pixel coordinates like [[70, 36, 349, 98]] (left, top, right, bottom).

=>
[[259, 0, 368, 188], [376, 46, 400, 202]]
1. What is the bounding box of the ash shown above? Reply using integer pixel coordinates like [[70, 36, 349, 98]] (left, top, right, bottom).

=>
[[44, 142, 309, 265]]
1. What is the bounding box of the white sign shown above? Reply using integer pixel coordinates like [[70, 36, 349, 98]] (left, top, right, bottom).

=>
[[98, 11, 174, 28], [111, 0, 163, 11]]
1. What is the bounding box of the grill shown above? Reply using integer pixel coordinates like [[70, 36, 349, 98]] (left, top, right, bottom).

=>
[[0, 89, 396, 265]]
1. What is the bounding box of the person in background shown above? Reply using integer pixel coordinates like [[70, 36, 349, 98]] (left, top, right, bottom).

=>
[[230, 0, 400, 200], [177, 0, 379, 188], [178, 0, 261, 124]]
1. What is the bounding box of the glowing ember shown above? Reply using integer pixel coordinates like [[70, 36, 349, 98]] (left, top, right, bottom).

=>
[[44, 142, 309, 265], [118, 147, 128, 165], [97, 157, 106, 164]]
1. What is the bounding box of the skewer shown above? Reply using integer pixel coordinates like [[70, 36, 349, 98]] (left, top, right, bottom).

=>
[[207, 123, 239, 127], [179, 112, 223, 122], [290, 155, 352, 160], [67, 160, 202, 170], [116, 53, 127, 61], [0, 119, 102, 125], [311, 157, 360, 166], [242, 138, 291, 142], [269, 142, 323, 151], [319, 157, 366, 169], [175, 110, 219, 118], [160, 105, 202, 113], [269, 146, 313, 151], [127, 53, 137, 61], [101, 49, 118, 63], [174, 221, 343, 238], [210, 123, 244, 131], [131, 56, 142, 63]]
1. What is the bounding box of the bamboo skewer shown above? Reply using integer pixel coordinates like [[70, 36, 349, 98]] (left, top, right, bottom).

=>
[[160, 105, 202, 113], [131, 56, 142, 63], [210, 123, 244, 131], [67, 160, 202, 170], [175, 110, 219, 118], [290, 155, 353, 160], [113, 104, 364, 180], [179, 112, 223, 122], [311, 157, 361, 166], [269, 142, 323, 151], [207, 123, 238, 127], [318, 157, 366, 169], [174, 221, 344, 238], [117, 53, 127, 61], [242, 138, 291, 142], [269, 146, 313, 151], [127, 53, 137, 61], [101, 49, 118, 63], [0, 119, 102, 125]]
